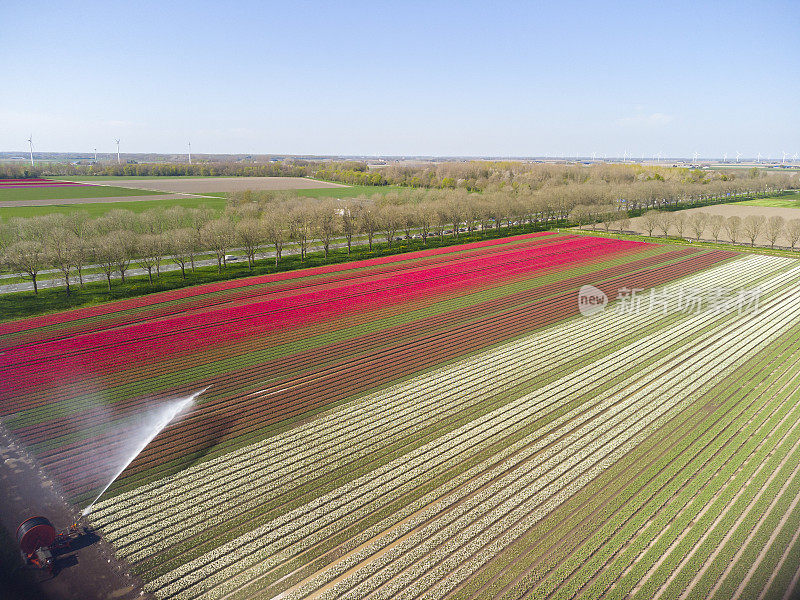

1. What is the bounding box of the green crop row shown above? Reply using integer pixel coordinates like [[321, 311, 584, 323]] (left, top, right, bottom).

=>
[[460, 319, 799, 599], [636, 402, 800, 600], [611, 358, 800, 599], [483, 321, 800, 600], [709, 475, 800, 600]]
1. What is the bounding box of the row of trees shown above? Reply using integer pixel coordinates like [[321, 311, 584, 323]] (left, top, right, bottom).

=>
[[0, 161, 315, 180], [1, 166, 797, 295], [634, 211, 800, 249], [324, 161, 780, 191], [4, 161, 793, 195], [578, 208, 800, 250], [0, 191, 503, 295]]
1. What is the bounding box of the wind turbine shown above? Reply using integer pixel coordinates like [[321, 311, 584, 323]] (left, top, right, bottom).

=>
[[736, 152, 742, 163], [723, 152, 727, 163], [115, 138, 121, 165], [692, 151, 699, 164], [757, 152, 761, 164], [782, 151, 788, 164], [27, 135, 34, 167], [188, 141, 192, 165], [93, 148, 97, 162], [793, 153, 799, 163]]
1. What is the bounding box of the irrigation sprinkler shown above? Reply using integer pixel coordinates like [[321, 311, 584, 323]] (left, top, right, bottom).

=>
[[16, 515, 92, 574]]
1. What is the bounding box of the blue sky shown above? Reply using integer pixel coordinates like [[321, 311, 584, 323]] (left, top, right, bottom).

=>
[[2, 0, 798, 157]]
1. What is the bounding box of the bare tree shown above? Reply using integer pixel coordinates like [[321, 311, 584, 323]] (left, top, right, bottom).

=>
[[614, 215, 631, 234], [189, 206, 215, 240], [597, 205, 617, 232], [741, 214, 766, 246], [164, 205, 190, 230], [202, 218, 234, 272], [462, 200, 478, 233], [4, 240, 46, 294], [487, 194, 505, 232], [359, 206, 379, 251], [137, 233, 165, 284], [417, 204, 434, 244], [655, 211, 673, 238], [766, 215, 785, 249], [402, 204, 418, 238], [641, 210, 661, 236], [138, 208, 168, 235], [672, 212, 687, 239], [688, 212, 708, 241], [263, 213, 287, 266], [47, 228, 79, 296], [65, 211, 93, 286], [381, 204, 402, 246], [434, 204, 449, 238], [786, 219, 800, 250], [725, 216, 742, 245], [93, 235, 120, 292], [288, 205, 313, 261], [445, 197, 464, 237], [115, 230, 137, 283], [569, 205, 591, 230], [235, 218, 264, 269], [169, 228, 196, 279], [0, 218, 16, 256], [98, 209, 137, 235], [314, 201, 339, 258], [708, 214, 725, 242], [340, 202, 360, 254]]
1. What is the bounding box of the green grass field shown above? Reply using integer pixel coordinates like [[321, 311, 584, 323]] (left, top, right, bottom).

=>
[[729, 191, 800, 208], [0, 196, 228, 218], [0, 184, 161, 202]]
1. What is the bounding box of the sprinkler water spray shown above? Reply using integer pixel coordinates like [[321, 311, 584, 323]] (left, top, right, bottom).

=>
[[81, 386, 208, 517], [14, 387, 208, 572]]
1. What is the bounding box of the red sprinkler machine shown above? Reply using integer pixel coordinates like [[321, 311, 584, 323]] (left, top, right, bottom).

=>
[[16, 516, 89, 573]]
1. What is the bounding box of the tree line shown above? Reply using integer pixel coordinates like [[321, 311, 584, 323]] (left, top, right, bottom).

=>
[[321, 161, 785, 191], [3, 160, 795, 196], [2, 167, 796, 296], [0, 161, 314, 180], [626, 210, 800, 249]]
